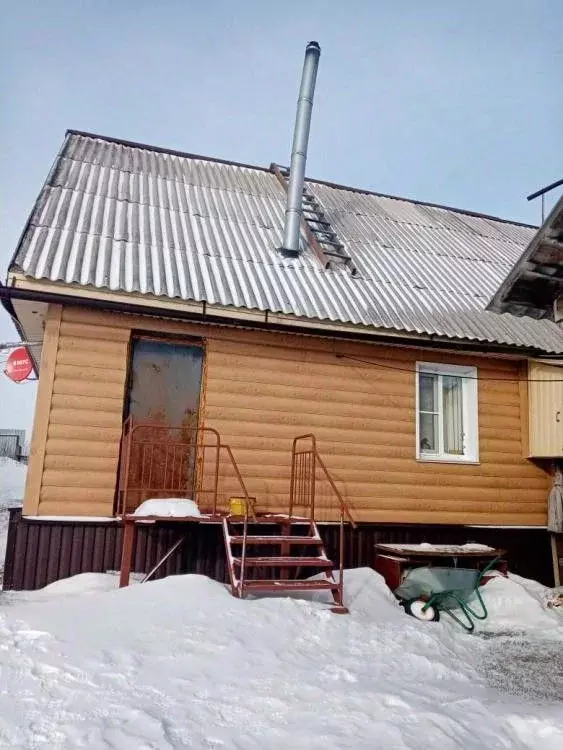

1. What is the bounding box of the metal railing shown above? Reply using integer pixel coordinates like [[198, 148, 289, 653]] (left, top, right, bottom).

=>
[[117, 417, 251, 519], [288, 433, 356, 605]]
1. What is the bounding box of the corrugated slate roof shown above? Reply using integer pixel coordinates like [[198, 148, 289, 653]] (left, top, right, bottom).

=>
[[9, 131, 563, 353]]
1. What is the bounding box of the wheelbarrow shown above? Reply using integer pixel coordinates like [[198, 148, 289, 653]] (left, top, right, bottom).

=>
[[394, 557, 501, 632]]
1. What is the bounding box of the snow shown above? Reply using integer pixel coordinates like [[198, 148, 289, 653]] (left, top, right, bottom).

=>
[[134, 498, 201, 517], [0, 457, 26, 569], [378, 542, 496, 554], [0, 568, 561, 748], [0, 460, 561, 747], [476, 573, 562, 633]]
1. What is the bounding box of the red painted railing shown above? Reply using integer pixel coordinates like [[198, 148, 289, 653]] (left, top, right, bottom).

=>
[[288, 434, 356, 605], [117, 417, 251, 518]]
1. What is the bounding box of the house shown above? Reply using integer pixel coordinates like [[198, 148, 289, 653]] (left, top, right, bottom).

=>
[[488, 188, 563, 585], [488, 189, 563, 324], [2, 127, 563, 592], [0, 430, 26, 462]]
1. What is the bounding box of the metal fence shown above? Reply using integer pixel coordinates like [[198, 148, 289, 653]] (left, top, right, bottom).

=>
[[0, 430, 26, 462]]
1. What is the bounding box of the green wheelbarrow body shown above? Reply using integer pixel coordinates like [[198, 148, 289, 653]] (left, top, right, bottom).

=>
[[394, 557, 500, 632]]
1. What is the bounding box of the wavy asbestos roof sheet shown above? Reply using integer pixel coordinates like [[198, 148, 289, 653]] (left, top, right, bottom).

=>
[[9, 131, 563, 353]]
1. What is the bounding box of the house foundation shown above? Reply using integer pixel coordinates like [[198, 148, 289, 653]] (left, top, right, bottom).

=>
[[2, 508, 555, 591]]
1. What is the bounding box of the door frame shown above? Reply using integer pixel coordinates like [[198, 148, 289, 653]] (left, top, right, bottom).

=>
[[113, 330, 208, 514]]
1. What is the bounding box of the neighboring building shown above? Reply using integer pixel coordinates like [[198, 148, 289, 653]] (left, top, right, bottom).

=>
[[488, 191, 563, 586], [2, 130, 563, 590], [488, 192, 563, 324], [0, 430, 25, 462]]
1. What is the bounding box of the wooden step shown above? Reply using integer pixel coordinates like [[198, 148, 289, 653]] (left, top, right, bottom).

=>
[[242, 579, 338, 592], [229, 535, 322, 545], [232, 556, 331, 568]]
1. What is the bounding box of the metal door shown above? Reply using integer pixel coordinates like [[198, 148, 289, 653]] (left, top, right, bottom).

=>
[[124, 338, 204, 509]]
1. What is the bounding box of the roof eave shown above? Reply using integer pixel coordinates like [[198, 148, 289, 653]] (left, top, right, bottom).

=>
[[3, 276, 559, 358], [488, 193, 563, 319]]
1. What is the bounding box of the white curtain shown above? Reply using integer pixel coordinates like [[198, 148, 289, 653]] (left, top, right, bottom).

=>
[[443, 376, 463, 455]]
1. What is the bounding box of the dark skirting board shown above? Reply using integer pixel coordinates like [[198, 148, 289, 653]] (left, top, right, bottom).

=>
[[2, 507, 555, 591]]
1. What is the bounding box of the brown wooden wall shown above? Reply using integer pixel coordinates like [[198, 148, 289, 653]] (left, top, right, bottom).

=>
[[24, 305, 129, 517], [23, 304, 551, 525]]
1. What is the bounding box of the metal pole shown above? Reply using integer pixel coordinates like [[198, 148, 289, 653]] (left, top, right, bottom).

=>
[[542, 194, 545, 223], [142, 535, 186, 583], [279, 42, 321, 256]]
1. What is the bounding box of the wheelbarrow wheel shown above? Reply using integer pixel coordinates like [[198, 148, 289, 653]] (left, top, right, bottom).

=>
[[404, 598, 440, 622]]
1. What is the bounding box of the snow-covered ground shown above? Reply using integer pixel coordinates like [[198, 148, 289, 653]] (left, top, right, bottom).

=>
[[0, 568, 561, 749], [0, 459, 561, 748], [0, 457, 25, 569]]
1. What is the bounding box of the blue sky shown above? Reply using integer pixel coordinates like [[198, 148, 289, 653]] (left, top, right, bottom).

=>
[[1, 0, 562, 432]]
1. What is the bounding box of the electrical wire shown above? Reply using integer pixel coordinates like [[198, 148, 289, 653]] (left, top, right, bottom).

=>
[[0, 341, 42, 351], [1, 302, 562, 384], [336, 353, 563, 383]]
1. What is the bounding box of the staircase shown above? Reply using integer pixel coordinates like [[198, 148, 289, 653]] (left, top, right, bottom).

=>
[[222, 514, 348, 613], [222, 434, 355, 613]]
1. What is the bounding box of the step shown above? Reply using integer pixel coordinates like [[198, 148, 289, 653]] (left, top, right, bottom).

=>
[[233, 556, 331, 568], [322, 249, 351, 260], [241, 579, 338, 592], [227, 515, 312, 525], [306, 217, 330, 226], [229, 535, 322, 545], [320, 239, 344, 248]]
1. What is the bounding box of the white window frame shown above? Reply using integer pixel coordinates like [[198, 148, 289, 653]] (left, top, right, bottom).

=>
[[415, 362, 479, 464]]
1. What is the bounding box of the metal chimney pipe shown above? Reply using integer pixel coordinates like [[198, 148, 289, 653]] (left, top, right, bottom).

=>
[[279, 41, 321, 257]]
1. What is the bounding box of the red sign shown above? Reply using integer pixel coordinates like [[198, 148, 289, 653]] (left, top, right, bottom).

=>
[[5, 347, 33, 382]]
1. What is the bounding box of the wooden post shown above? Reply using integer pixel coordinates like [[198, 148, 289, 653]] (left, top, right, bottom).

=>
[[280, 520, 290, 581], [551, 533, 561, 587], [119, 519, 135, 587]]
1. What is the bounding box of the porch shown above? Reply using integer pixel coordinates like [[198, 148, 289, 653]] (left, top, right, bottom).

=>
[[3, 421, 559, 593], [115, 421, 354, 609]]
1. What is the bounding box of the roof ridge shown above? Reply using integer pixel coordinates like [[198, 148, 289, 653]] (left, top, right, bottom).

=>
[[65, 129, 272, 174], [65, 130, 537, 231]]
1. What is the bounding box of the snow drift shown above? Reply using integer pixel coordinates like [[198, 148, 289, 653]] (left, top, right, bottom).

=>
[[0, 567, 561, 749]]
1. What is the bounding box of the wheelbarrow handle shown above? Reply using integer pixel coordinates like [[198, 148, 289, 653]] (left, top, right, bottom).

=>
[[477, 555, 502, 584]]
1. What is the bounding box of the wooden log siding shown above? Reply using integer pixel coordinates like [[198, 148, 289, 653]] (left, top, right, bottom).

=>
[[24, 308, 130, 516], [23, 304, 551, 526]]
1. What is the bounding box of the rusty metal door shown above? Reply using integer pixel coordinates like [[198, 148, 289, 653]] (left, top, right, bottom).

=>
[[124, 338, 204, 509]]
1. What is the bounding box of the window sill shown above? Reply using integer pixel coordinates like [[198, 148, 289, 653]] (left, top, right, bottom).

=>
[[417, 454, 480, 466]]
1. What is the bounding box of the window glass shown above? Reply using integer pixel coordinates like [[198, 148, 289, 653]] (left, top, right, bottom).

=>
[[416, 364, 478, 462], [419, 374, 437, 412], [419, 412, 438, 453]]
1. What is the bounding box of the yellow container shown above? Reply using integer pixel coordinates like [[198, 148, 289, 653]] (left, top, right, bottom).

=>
[[229, 497, 247, 516], [229, 496, 256, 516]]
